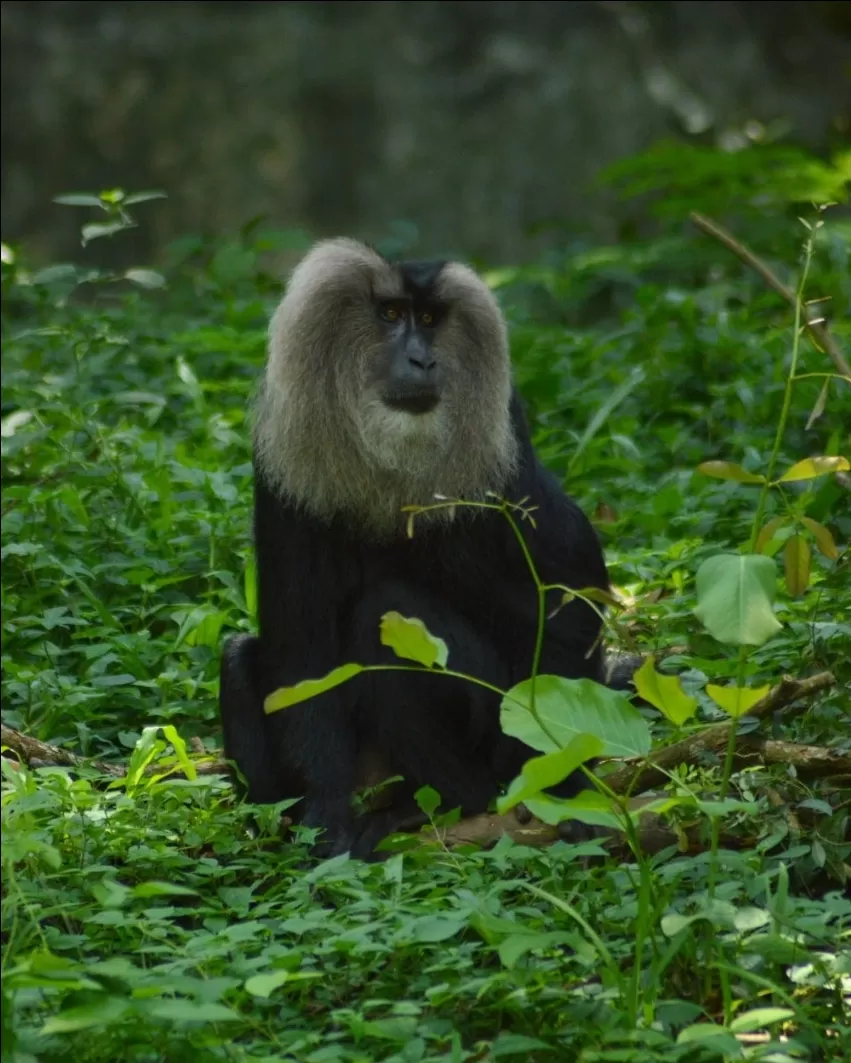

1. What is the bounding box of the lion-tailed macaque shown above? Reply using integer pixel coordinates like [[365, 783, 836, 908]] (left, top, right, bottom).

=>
[[220, 240, 610, 859]]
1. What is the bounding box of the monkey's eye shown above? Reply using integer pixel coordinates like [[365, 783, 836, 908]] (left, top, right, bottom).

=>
[[378, 303, 405, 323], [419, 311, 435, 327]]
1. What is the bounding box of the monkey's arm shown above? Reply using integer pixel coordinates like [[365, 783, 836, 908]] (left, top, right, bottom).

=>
[[251, 475, 361, 851]]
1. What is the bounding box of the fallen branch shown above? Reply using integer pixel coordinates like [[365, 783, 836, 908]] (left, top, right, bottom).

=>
[[2, 672, 838, 858], [0, 724, 226, 778], [690, 211, 851, 382], [602, 671, 836, 796]]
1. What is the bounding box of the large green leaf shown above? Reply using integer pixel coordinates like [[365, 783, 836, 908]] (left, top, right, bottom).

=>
[[694, 553, 782, 646], [501, 676, 651, 757], [496, 734, 603, 813]]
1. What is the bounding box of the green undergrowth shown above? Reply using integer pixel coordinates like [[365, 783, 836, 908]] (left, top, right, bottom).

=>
[[2, 150, 850, 1061]]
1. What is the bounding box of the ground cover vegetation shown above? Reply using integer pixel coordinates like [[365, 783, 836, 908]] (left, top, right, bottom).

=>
[[1, 142, 849, 1062]]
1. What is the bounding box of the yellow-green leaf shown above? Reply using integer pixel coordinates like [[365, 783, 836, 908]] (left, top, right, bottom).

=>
[[775, 455, 850, 483], [380, 611, 448, 668], [800, 517, 839, 561], [783, 534, 811, 597], [696, 461, 765, 484], [755, 516, 787, 554], [633, 658, 698, 726], [496, 734, 603, 814], [706, 683, 771, 718], [264, 663, 364, 714]]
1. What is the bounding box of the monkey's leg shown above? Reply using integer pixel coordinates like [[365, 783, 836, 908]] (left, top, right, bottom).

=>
[[220, 634, 294, 805]]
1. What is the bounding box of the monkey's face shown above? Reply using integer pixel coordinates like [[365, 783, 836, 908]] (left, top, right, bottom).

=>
[[370, 298, 444, 417]]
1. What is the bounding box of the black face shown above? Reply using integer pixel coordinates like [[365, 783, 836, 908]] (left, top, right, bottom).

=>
[[376, 260, 447, 415]]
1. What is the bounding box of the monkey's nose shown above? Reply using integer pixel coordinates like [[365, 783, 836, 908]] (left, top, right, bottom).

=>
[[408, 353, 437, 373]]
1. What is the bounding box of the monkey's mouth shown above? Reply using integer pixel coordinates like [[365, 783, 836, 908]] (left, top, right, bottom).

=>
[[383, 390, 440, 415]]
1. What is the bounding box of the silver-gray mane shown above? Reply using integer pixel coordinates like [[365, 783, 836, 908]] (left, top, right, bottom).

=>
[[254, 238, 518, 535]]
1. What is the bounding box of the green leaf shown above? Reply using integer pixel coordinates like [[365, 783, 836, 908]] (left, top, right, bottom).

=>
[[414, 785, 441, 817], [496, 734, 603, 813], [697, 460, 765, 483], [264, 663, 364, 713], [244, 970, 290, 998], [800, 517, 839, 561], [783, 534, 810, 597], [729, 1008, 795, 1033], [775, 455, 849, 482], [633, 658, 697, 726], [146, 1000, 241, 1022], [706, 683, 771, 718], [694, 553, 782, 646], [380, 611, 448, 668], [523, 790, 624, 830], [41, 997, 131, 1033], [501, 676, 651, 756], [498, 931, 577, 969]]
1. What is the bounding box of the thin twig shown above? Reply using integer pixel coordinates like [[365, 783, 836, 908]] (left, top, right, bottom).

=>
[[690, 211, 851, 381]]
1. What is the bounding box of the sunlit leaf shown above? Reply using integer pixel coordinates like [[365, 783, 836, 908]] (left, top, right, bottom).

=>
[[160, 725, 197, 781], [380, 611, 448, 668], [264, 663, 364, 714], [705, 683, 771, 718], [800, 517, 839, 561], [694, 553, 782, 646], [783, 534, 810, 597], [775, 455, 849, 482], [501, 676, 651, 757], [124, 268, 166, 289], [245, 970, 290, 998], [633, 658, 698, 726], [696, 461, 765, 484], [496, 735, 603, 813], [729, 1008, 795, 1033]]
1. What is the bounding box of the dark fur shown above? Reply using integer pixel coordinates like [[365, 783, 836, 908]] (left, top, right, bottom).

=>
[[220, 242, 610, 859]]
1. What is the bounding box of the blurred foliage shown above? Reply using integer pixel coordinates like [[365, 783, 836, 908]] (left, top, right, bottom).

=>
[[1, 141, 849, 1061]]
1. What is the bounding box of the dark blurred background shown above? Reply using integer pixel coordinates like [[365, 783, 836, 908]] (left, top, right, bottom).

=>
[[2, 0, 849, 265]]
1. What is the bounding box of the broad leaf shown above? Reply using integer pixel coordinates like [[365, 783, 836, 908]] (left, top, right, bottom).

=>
[[633, 658, 697, 726], [694, 553, 782, 646], [523, 790, 624, 830], [729, 1008, 795, 1033], [706, 683, 771, 718], [775, 455, 849, 482], [783, 534, 810, 597], [800, 517, 839, 561], [697, 460, 765, 484], [496, 734, 603, 813], [380, 611, 448, 668], [264, 663, 364, 714], [501, 676, 651, 757]]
